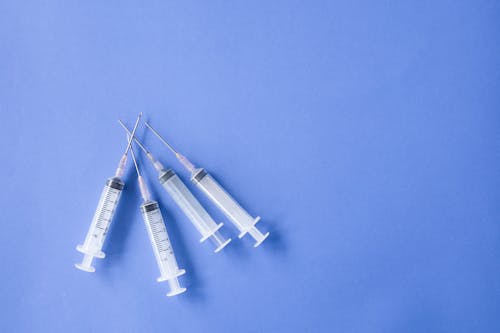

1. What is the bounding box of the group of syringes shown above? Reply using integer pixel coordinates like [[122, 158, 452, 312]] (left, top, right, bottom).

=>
[[75, 113, 269, 296]]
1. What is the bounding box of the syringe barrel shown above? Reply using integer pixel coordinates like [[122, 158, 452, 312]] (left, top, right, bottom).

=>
[[140, 200, 186, 295], [159, 170, 231, 250], [76, 177, 124, 271], [191, 169, 269, 246]]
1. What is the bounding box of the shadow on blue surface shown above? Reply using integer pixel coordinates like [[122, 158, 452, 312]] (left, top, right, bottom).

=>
[[259, 220, 287, 255]]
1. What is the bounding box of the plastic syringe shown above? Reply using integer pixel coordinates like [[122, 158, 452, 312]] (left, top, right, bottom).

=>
[[145, 122, 270, 247], [75, 113, 142, 272], [128, 140, 186, 297], [119, 120, 231, 253]]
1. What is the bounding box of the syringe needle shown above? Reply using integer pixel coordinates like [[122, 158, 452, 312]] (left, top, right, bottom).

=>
[[123, 121, 230, 253], [128, 135, 141, 177], [115, 112, 142, 178], [119, 120, 165, 172], [145, 122, 178, 155], [119, 119, 149, 155], [128, 134, 151, 201], [145, 122, 196, 173], [124, 112, 142, 155]]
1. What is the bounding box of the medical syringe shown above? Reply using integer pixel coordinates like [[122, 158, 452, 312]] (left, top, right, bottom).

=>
[[75, 113, 142, 272], [145, 122, 270, 247], [129, 140, 186, 297], [119, 121, 231, 253]]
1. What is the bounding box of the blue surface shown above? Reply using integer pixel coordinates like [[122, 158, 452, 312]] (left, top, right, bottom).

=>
[[1, 1, 499, 332]]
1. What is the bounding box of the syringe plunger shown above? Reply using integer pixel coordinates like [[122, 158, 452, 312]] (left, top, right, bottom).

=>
[[75, 177, 124, 272], [144, 121, 266, 247], [191, 169, 269, 247], [75, 254, 96, 273], [141, 200, 187, 297], [159, 169, 231, 252]]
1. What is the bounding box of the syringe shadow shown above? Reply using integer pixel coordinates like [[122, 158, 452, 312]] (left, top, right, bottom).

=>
[[259, 218, 288, 255], [149, 182, 206, 303]]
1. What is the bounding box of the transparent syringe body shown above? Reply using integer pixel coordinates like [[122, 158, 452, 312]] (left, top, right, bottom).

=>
[[191, 169, 269, 247], [141, 200, 187, 297], [159, 169, 231, 252], [75, 177, 124, 272]]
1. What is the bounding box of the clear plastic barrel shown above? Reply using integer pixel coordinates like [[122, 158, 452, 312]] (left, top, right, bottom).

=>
[[141, 200, 186, 297], [75, 177, 124, 272], [191, 169, 269, 247], [159, 170, 231, 252]]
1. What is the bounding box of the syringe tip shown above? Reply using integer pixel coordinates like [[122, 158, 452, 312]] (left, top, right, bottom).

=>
[[176, 153, 196, 172], [114, 154, 127, 178], [138, 175, 151, 201]]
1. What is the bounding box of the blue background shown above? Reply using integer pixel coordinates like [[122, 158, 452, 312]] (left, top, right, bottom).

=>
[[1, 1, 499, 332]]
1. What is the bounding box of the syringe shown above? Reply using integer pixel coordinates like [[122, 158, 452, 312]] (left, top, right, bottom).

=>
[[129, 138, 186, 297], [145, 122, 270, 247], [119, 120, 231, 253], [75, 113, 142, 272]]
